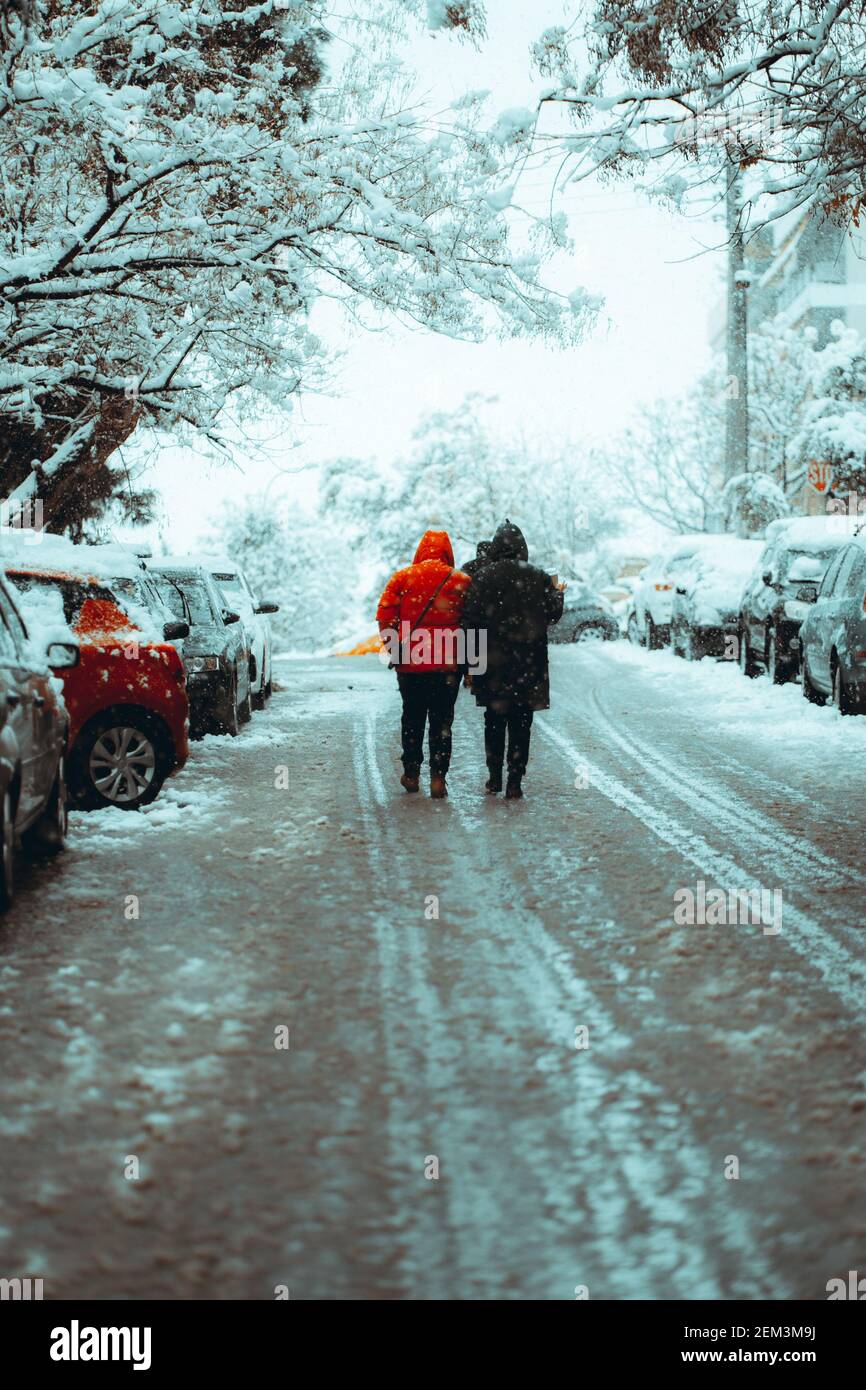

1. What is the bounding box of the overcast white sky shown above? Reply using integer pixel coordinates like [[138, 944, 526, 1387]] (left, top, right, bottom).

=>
[[118, 1, 728, 552]]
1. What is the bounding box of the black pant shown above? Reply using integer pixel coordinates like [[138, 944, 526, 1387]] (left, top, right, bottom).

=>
[[484, 703, 534, 778], [397, 672, 460, 776]]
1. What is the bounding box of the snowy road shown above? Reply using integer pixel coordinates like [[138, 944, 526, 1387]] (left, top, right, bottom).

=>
[[1, 644, 864, 1300]]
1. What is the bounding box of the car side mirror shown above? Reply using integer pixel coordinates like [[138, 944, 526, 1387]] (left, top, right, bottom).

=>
[[676, 585, 687, 596], [762, 570, 774, 586], [254, 600, 280, 615], [795, 586, 818, 603], [47, 641, 79, 669], [222, 609, 241, 625], [163, 620, 189, 641]]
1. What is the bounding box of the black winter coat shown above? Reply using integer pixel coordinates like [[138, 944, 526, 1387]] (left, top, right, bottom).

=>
[[462, 521, 563, 710]]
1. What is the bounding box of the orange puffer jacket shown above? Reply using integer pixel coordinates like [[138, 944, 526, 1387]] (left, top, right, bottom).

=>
[[376, 530, 471, 673]]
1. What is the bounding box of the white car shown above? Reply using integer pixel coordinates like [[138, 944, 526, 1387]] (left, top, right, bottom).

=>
[[627, 536, 709, 649], [201, 555, 279, 709]]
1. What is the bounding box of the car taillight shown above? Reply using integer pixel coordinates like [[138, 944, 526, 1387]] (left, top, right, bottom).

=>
[[655, 583, 672, 591]]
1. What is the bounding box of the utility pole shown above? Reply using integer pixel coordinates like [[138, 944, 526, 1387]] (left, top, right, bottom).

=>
[[725, 161, 749, 479]]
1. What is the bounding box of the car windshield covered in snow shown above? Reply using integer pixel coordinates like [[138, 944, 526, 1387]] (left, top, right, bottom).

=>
[[213, 576, 250, 613], [162, 575, 218, 626], [780, 548, 837, 584], [10, 573, 124, 631]]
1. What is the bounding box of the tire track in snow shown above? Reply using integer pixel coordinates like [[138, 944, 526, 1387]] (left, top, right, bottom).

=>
[[536, 717, 866, 1018], [442, 714, 778, 1298], [579, 671, 866, 897], [352, 704, 481, 1297]]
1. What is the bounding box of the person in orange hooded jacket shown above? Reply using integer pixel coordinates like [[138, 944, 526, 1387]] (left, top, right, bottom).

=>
[[376, 530, 471, 798]]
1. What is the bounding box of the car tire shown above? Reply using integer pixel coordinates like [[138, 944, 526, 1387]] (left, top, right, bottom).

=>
[[0, 789, 14, 910], [238, 683, 252, 724], [252, 685, 265, 711], [627, 614, 641, 646], [833, 659, 856, 715], [25, 754, 68, 853], [218, 670, 240, 737], [738, 627, 759, 679], [73, 715, 169, 811], [801, 650, 827, 706], [767, 629, 792, 685], [264, 675, 273, 699], [647, 617, 662, 651]]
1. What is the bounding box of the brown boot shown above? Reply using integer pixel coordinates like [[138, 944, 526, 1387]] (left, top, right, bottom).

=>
[[400, 769, 420, 793], [429, 774, 448, 799]]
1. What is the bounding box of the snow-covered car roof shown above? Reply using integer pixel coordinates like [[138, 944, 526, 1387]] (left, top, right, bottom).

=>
[[685, 537, 765, 585], [764, 515, 857, 549], [148, 556, 212, 575], [0, 527, 149, 582]]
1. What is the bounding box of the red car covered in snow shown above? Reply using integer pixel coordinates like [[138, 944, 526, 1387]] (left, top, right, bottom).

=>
[[3, 537, 190, 810]]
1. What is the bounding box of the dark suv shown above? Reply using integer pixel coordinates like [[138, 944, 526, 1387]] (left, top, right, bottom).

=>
[[799, 534, 866, 713], [151, 561, 252, 736], [738, 520, 848, 683]]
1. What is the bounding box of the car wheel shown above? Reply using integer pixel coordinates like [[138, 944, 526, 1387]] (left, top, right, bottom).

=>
[[627, 614, 641, 646], [26, 754, 68, 853], [0, 789, 14, 910], [264, 676, 273, 699], [833, 659, 856, 715], [647, 617, 661, 651], [682, 628, 696, 661], [238, 682, 253, 723], [801, 650, 827, 706], [252, 684, 265, 711], [77, 716, 168, 810], [767, 629, 791, 685], [738, 627, 758, 679], [577, 624, 605, 644], [218, 670, 240, 737]]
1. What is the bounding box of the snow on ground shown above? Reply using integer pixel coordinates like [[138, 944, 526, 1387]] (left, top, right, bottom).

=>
[[1, 648, 865, 1299], [605, 638, 866, 752]]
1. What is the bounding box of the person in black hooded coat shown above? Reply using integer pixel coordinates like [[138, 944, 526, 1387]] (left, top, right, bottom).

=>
[[461, 519, 564, 798]]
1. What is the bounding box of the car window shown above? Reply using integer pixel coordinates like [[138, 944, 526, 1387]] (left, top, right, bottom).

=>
[[831, 546, 860, 597], [842, 549, 866, 596], [0, 587, 21, 662], [161, 575, 218, 625], [819, 548, 847, 596], [0, 576, 28, 652]]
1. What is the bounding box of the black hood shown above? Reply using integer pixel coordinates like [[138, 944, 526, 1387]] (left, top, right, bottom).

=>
[[475, 540, 492, 562], [488, 519, 528, 563]]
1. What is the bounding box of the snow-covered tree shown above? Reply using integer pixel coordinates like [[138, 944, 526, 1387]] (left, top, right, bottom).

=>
[[0, 1, 595, 530], [525, 3, 866, 231], [202, 493, 358, 651], [606, 374, 728, 534], [721, 471, 790, 538], [787, 321, 866, 497], [320, 397, 621, 601], [747, 320, 817, 487]]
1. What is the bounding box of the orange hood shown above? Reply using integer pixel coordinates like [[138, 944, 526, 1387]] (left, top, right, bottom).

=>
[[413, 530, 454, 566]]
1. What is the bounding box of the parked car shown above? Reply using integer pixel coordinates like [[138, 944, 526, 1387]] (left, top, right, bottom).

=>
[[799, 532, 866, 713], [0, 571, 78, 905], [626, 538, 709, 649], [737, 517, 851, 682], [200, 555, 279, 709], [3, 533, 190, 810], [550, 583, 620, 643], [150, 560, 253, 736], [670, 537, 763, 660]]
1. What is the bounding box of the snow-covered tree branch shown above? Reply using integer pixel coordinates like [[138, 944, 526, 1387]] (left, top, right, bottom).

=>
[[0, 0, 595, 529]]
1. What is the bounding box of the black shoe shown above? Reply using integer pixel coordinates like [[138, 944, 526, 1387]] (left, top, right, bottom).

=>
[[505, 775, 523, 800], [485, 766, 503, 795]]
